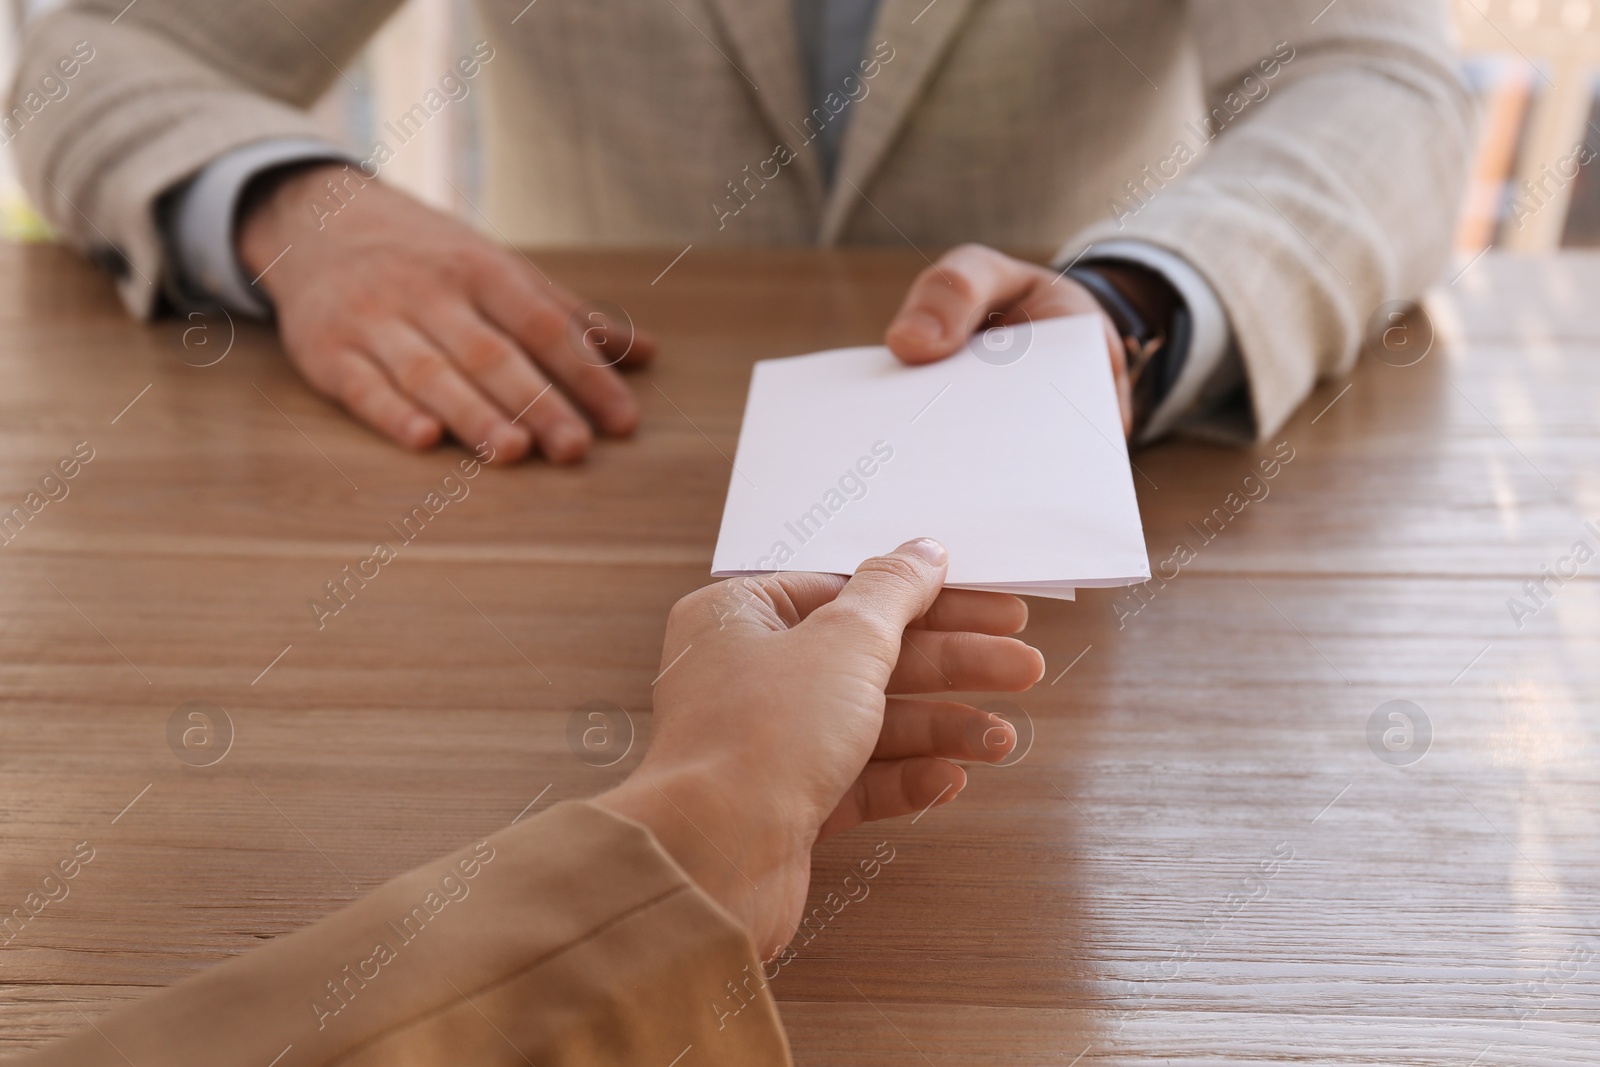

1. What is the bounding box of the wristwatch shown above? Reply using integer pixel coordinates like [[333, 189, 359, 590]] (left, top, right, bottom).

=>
[[1063, 260, 1191, 437]]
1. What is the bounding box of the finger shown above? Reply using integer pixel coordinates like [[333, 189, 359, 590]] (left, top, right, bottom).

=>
[[709, 552, 1022, 635], [728, 572, 857, 629], [697, 572, 848, 632], [874, 699, 1017, 762], [418, 301, 594, 464], [537, 283, 658, 370], [606, 319, 658, 370], [326, 351, 442, 450], [912, 588, 1028, 635], [886, 630, 1045, 695], [363, 320, 532, 461], [473, 266, 642, 435], [817, 757, 966, 842], [1107, 320, 1134, 437], [1012, 277, 1129, 434], [884, 244, 1050, 364], [806, 539, 949, 662], [1005, 272, 1107, 325]]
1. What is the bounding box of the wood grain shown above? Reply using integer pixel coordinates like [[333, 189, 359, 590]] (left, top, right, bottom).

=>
[[0, 243, 1596, 1065]]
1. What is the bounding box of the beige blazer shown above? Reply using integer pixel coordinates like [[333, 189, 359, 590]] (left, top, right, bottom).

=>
[[9, 801, 792, 1066], [13, 0, 1470, 440]]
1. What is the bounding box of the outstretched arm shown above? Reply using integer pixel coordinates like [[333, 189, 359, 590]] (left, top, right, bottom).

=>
[[13, 543, 1042, 1065]]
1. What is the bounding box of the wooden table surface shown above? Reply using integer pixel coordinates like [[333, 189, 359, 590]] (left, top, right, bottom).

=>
[[0, 243, 1595, 1065]]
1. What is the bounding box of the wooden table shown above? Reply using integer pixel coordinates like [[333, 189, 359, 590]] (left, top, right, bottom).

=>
[[0, 244, 1596, 1065]]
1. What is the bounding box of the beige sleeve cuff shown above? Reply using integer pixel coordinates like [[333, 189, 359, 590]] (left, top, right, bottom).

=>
[[13, 9, 351, 319], [16, 801, 792, 1067]]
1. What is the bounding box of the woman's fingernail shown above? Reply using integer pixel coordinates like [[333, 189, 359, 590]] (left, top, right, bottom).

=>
[[900, 538, 947, 564]]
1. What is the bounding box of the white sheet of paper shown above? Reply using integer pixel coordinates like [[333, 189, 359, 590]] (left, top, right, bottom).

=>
[[710, 314, 1150, 599]]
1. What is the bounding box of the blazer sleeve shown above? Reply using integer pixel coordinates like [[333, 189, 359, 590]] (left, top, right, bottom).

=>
[[7, 801, 793, 1067], [1061, 0, 1475, 440], [8, 0, 403, 318]]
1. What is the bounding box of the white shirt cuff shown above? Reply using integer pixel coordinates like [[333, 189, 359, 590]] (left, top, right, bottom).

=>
[[170, 138, 357, 317], [1055, 238, 1242, 443]]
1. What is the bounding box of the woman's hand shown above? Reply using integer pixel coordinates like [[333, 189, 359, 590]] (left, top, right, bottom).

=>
[[596, 539, 1045, 958]]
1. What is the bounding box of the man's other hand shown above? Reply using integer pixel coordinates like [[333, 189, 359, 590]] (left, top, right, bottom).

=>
[[885, 244, 1131, 435], [237, 163, 655, 462]]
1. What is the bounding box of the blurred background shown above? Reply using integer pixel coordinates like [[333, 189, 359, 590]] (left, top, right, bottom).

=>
[[0, 0, 487, 238], [3, 0, 1600, 254]]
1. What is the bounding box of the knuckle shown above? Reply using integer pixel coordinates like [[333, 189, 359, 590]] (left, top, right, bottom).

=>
[[440, 246, 489, 286], [667, 588, 714, 633], [913, 261, 949, 290], [528, 304, 569, 348], [821, 596, 898, 648], [454, 333, 512, 377], [501, 298, 564, 348], [666, 593, 694, 626], [937, 265, 982, 304], [857, 553, 926, 590], [337, 372, 374, 410], [344, 291, 385, 320], [394, 350, 446, 395], [830, 555, 932, 638], [950, 241, 995, 262]]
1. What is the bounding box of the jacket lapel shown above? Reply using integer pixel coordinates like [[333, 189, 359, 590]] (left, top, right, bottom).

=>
[[699, 0, 826, 202], [820, 0, 977, 243]]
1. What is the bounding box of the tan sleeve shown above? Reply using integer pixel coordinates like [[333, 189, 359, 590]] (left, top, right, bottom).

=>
[[9, 0, 402, 318], [1063, 0, 1474, 440], [10, 801, 792, 1067]]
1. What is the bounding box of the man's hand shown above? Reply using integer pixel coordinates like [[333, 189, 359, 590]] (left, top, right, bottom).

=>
[[596, 540, 1045, 959], [884, 244, 1132, 435], [237, 163, 654, 462]]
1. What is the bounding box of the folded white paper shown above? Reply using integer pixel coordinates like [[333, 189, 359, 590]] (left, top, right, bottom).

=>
[[710, 314, 1150, 599]]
